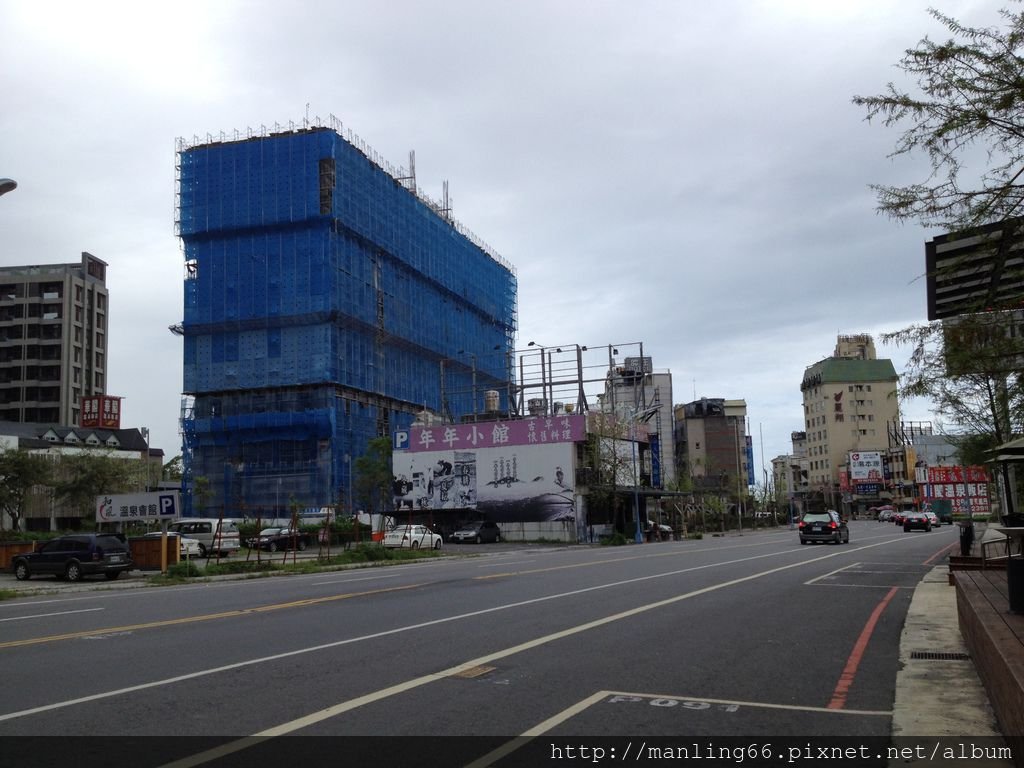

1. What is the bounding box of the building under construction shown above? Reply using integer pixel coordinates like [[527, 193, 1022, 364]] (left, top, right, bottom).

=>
[[174, 117, 517, 517]]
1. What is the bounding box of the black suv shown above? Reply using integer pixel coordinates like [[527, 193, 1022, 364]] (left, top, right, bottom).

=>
[[12, 533, 134, 582], [798, 510, 850, 545]]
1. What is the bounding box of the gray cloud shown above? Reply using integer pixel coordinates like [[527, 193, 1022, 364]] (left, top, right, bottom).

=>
[[0, 0, 999, 470]]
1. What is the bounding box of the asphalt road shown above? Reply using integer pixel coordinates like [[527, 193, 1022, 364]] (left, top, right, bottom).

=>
[[0, 520, 960, 767]]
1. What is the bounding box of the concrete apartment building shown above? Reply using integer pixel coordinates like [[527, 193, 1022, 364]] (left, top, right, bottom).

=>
[[771, 430, 809, 512], [0, 252, 109, 427], [602, 356, 675, 487], [800, 334, 899, 498], [674, 397, 749, 493]]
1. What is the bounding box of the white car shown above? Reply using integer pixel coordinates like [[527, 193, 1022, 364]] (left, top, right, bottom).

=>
[[168, 519, 241, 556], [143, 531, 202, 558], [383, 524, 443, 550]]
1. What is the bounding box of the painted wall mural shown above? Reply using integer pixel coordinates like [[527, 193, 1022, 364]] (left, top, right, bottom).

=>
[[392, 416, 582, 522]]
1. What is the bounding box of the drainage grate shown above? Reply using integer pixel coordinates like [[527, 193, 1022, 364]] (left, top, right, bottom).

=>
[[910, 651, 971, 661]]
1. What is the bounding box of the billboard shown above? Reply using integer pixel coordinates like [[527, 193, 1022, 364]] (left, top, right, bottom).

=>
[[849, 451, 883, 482], [925, 465, 991, 515], [395, 414, 586, 453], [81, 394, 122, 429], [393, 441, 576, 523], [393, 415, 584, 522]]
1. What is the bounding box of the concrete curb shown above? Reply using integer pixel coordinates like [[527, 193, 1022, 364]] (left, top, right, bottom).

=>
[[890, 564, 1013, 766]]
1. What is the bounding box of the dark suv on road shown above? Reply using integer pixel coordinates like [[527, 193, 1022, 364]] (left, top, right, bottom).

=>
[[798, 510, 850, 545], [11, 533, 134, 582]]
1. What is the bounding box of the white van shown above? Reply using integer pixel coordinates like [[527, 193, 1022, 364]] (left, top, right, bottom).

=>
[[167, 518, 241, 557]]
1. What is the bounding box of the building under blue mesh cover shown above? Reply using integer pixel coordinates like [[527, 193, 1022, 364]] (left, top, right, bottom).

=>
[[176, 122, 517, 516]]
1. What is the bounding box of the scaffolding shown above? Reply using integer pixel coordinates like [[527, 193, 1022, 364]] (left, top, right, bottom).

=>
[[176, 120, 518, 516]]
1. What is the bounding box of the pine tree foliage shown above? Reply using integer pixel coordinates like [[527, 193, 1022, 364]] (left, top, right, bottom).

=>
[[853, 4, 1024, 230]]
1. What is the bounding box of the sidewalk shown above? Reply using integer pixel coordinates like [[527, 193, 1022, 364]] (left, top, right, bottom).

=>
[[892, 562, 1011, 764]]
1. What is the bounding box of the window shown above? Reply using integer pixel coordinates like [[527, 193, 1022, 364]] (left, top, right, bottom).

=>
[[96, 333, 104, 350]]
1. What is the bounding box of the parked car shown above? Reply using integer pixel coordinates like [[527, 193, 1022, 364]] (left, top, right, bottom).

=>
[[167, 518, 241, 557], [925, 510, 941, 528], [798, 510, 849, 545], [383, 524, 443, 550], [450, 520, 501, 544], [877, 509, 892, 522], [142, 531, 202, 558], [12, 533, 133, 582], [247, 526, 311, 552], [893, 511, 907, 525], [903, 511, 932, 532]]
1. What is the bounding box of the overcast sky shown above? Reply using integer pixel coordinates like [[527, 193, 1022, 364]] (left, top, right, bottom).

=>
[[0, 0, 1005, 477]]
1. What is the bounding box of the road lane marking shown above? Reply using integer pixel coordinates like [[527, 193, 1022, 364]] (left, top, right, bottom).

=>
[[0, 607, 104, 623], [477, 560, 536, 568], [805, 563, 860, 585], [1, 534, 920, 734], [154, 540, 916, 767], [309, 573, 405, 586], [465, 690, 892, 767], [476, 535, 922, 581], [0, 583, 425, 650], [828, 586, 900, 709], [808, 583, 915, 590], [924, 540, 959, 565]]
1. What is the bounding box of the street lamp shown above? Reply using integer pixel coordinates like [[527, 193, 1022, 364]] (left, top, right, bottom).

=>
[[0, 178, 16, 197], [630, 404, 660, 543]]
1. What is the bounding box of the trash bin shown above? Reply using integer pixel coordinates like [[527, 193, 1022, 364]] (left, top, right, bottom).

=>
[[1010, 556, 1024, 614], [959, 521, 975, 557]]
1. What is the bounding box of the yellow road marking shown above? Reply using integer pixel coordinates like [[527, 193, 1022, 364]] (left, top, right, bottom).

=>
[[0, 583, 425, 650]]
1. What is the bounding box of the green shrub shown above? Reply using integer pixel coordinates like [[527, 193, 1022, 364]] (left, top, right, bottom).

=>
[[205, 560, 279, 575], [601, 532, 630, 546], [167, 561, 204, 578], [354, 542, 388, 561]]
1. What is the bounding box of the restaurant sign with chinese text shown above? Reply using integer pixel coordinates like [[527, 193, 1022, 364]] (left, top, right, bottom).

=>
[[394, 414, 586, 453]]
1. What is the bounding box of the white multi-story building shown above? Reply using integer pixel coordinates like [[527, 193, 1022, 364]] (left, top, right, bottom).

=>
[[800, 334, 900, 494]]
